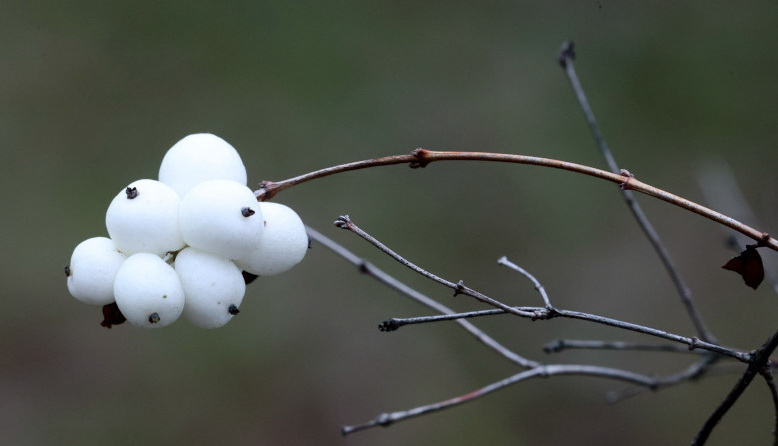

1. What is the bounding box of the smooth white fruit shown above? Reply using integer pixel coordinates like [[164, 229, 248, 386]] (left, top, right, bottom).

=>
[[66, 237, 127, 305], [178, 180, 264, 260], [106, 179, 185, 256], [234, 202, 308, 276], [113, 253, 185, 328], [175, 247, 245, 329], [158, 133, 247, 198]]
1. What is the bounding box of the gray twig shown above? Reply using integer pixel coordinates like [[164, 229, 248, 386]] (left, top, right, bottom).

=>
[[305, 225, 538, 369], [558, 40, 716, 344], [341, 364, 659, 436], [334, 215, 545, 320], [691, 328, 778, 445], [543, 339, 707, 354]]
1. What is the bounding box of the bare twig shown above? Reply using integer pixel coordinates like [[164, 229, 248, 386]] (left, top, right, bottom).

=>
[[606, 354, 728, 403], [335, 219, 747, 362], [759, 367, 778, 445], [257, 149, 778, 252], [543, 339, 706, 354], [305, 225, 539, 369], [497, 256, 554, 310], [381, 306, 745, 361], [691, 328, 778, 445], [341, 364, 659, 436], [558, 40, 716, 343], [333, 215, 545, 320]]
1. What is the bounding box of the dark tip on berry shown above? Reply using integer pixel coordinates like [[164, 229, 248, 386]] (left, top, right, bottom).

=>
[[64, 265, 71, 277], [241, 207, 255, 217], [125, 187, 138, 199], [148, 312, 160, 324], [228, 304, 240, 315]]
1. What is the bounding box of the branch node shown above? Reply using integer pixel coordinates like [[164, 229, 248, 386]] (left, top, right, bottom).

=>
[[619, 169, 635, 190], [409, 148, 431, 168], [453, 280, 466, 297], [557, 40, 575, 68], [377, 413, 393, 427], [689, 336, 701, 351]]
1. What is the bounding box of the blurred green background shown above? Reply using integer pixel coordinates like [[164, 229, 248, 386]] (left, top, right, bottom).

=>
[[2, 1, 778, 445]]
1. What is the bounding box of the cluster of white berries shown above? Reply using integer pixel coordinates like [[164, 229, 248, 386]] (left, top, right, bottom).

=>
[[65, 134, 308, 329]]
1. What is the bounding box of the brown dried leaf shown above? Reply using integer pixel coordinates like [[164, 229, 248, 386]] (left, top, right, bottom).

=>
[[101, 302, 126, 328], [722, 244, 764, 290]]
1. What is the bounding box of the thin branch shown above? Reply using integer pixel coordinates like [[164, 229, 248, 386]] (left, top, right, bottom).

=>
[[696, 159, 778, 294], [380, 305, 746, 362], [335, 219, 748, 362], [543, 339, 707, 354], [606, 354, 727, 403], [558, 40, 716, 343], [256, 149, 778, 252], [691, 328, 778, 445], [497, 256, 553, 309], [333, 215, 545, 320], [305, 225, 539, 369], [759, 367, 778, 446], [341, 364, 659, 436]]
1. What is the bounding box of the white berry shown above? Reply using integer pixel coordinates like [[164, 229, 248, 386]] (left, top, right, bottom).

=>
[[175, 247, 245, 329], [66, 237, 127, 305], [159, 133, 248, 198], [113, 253, 185, 328], [234, 202, 308, 276], [105, 179, 185, 257], [178, 179, 264, 260]]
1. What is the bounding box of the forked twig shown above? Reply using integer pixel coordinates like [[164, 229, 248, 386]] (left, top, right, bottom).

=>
[[691, 329, 778, 445], [305, 225, 537, 368], [333, 215, 545, 320]]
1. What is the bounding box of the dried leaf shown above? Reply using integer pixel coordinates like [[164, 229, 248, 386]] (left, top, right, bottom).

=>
[[722, 244, 764, 290], [101, 302, 126, 328]]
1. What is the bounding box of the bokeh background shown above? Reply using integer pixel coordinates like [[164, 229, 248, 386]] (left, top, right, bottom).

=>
[[2, 1, 778, 445]]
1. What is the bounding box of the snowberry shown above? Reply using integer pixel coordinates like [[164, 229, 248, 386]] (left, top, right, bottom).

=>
[[175, 247, 245, 329], [106, 179, 185, 257], [234, 202, 308, 276], [178, 179, 264, 260], [158, 133, 247, 198], [66, 237, 127, 305], [113, 253, 185, 328]]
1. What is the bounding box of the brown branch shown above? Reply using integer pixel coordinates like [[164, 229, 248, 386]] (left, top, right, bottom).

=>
[[256, 149, 778, 252]]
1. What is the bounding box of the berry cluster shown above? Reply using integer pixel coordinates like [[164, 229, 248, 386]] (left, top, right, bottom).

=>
[[65, 134, 308, 329]]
